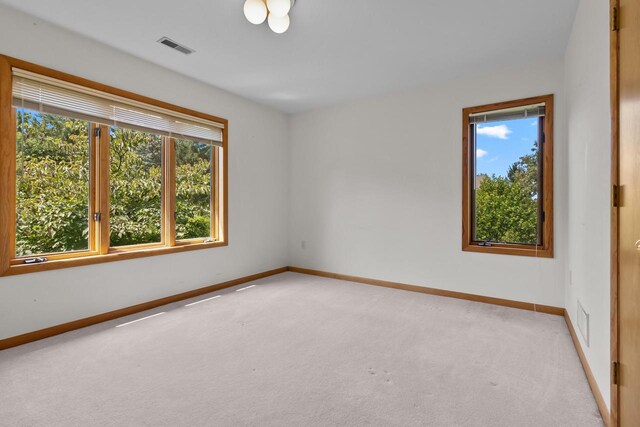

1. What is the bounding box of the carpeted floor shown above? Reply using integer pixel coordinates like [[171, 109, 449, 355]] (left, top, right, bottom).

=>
[[0, 272, 602, 426]]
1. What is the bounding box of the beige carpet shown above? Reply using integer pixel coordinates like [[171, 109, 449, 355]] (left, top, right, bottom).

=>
[[0, 272, 602, 426]]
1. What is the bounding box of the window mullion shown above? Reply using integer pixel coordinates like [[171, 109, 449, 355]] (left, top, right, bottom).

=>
[[98, 124, 110, 255], [89, 123, 99, 254], [165, 137, 176, 247]]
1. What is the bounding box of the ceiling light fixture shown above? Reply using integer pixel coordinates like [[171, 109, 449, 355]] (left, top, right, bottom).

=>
[[266, 0, 291, 17], [243, 0, 268, 25], [244, 0, 295, 34], [267, 13, 290, 34]]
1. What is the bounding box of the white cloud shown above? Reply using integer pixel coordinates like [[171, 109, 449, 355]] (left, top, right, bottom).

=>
[[477, 124, 511, 139], [476, 148, 488, 158]]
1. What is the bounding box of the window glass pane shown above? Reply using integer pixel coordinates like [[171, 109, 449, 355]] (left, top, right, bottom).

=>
[[109, 127, 163, 247], [175, 139, 212, 240], [15, 108, 90, 256], [473, 116, 541, 245]]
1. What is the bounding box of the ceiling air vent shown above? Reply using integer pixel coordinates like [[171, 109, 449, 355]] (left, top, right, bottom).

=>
[[157, 37, 195, 55]]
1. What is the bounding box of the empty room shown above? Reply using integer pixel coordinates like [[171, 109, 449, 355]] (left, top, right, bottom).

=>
[[0, 0, 638, 425]]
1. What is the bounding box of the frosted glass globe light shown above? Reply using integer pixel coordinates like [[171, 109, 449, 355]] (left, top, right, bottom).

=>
[[244, 0, 267, 25], [266, 0, 291, 17], [268, 13, 290, 34]]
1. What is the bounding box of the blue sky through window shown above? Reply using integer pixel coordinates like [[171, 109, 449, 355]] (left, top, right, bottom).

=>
[[475, 117, 538, 177]]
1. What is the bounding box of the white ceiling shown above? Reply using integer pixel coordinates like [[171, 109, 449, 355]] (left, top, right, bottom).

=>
[[0, 0, 579, 113]]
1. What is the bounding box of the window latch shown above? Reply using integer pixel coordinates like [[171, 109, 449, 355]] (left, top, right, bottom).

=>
[[24, 257, 48, 264], [93, 212, 101, 221], [478, 241, 493, 247]]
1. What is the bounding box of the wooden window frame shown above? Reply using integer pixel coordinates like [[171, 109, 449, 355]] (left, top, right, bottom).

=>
[[462, 94, 554, 258], [105, 130, 167, 251], [172, 137, 218, 245], [0, 55, 228, 276]]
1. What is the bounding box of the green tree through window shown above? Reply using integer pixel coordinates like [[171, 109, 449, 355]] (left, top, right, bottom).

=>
[[109, 127, 163, 247], [175, 139, 212, 240], [15, 111, 217, 256], [16, 110, 90, 256], [474, 142, 540, 245]]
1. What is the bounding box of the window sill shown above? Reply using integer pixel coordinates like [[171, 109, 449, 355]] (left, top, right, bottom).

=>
[[2, 240, 227, 277], [462, 242, 553, 258]]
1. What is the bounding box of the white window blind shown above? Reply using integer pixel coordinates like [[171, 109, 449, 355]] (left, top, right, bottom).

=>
[[469, 103, 545, 124], [12, 69, 224, 146]]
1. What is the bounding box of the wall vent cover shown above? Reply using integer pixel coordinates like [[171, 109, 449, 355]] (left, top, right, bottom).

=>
[[577, 300, 590, 347], [157, 37, 195, 55]]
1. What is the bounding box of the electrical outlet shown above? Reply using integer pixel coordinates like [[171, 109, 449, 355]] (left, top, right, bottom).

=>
[[577, 300, 590, 347]]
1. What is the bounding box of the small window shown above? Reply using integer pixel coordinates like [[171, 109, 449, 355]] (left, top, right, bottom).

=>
[[462, 95, 553, 258]]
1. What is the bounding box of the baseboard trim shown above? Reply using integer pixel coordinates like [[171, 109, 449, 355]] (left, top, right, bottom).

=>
[[287, 266, 564, 316], [0, 267, 287, 351], [563, 310, 611, 426]]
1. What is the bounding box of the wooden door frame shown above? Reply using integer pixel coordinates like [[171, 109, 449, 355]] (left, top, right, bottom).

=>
[[610, 0, 620, 425]]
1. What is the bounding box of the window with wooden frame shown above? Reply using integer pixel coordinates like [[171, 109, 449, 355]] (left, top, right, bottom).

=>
[[462, 95, 553, 258], [0, 55, 228, 276]]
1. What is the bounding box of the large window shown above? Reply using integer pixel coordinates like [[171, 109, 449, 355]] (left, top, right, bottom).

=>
[[0, 56, 227, 275], [462, 95, 553, 258]]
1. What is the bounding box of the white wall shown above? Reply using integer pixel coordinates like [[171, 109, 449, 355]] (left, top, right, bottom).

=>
[[289, 61, 567, 308], [0, 9, 612, 411], [0, 6, 290, 340], [564, 0, 611, 407]]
